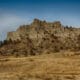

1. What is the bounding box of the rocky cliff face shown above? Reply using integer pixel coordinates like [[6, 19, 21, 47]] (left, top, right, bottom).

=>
[[0, 19, 80, 56]]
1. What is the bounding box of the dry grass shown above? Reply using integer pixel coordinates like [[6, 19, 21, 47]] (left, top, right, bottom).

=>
[[0, 51, 80, 80]]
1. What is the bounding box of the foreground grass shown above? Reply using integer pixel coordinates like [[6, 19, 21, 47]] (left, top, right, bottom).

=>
[[0, 51, 80, 80]]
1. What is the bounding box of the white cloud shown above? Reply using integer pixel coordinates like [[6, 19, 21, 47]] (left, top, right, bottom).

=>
[[59, 16, 80, 27], [0, 12, 80, 41], [0, 15, 19, 26], [0, 13, 30, 40]]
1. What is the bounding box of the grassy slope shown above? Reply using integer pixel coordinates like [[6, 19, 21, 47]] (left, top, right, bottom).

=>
[[0, 52, 80, 80]]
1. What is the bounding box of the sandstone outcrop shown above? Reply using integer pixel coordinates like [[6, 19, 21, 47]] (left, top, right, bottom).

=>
[[0, 18, 80, 56]]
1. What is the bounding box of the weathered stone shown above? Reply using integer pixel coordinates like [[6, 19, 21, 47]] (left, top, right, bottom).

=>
[[1, 19, 80, 56]]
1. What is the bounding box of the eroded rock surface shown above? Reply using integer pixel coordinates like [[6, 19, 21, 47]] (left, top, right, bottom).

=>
[[0, 19, 80, 56]]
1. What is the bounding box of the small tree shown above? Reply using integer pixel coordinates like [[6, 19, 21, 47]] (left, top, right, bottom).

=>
[[3, 40, 8, 44], [0, 41, 3, 47]]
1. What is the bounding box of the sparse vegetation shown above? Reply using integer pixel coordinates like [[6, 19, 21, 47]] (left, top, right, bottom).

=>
[[0, 52, 79, 80], [0, 19, 80, 80]]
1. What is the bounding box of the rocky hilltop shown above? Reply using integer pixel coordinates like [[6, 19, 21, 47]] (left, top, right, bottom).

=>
[[0, 18, 80, 56]]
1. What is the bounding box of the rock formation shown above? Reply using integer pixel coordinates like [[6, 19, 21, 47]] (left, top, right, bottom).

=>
[[0, 18, 80, 56]]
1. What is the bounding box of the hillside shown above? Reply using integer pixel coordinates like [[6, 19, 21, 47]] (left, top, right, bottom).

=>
[[0, 19, 80, 56], [0, 19, 80, 80]]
